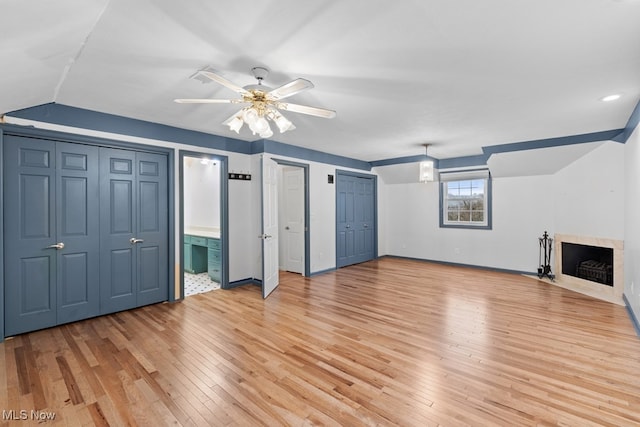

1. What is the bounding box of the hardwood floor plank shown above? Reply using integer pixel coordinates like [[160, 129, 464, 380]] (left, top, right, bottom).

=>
[[56, 355, 85, 405], [59, 326, 106, 399], [13, 346, 30, 396], [85, 403, 110, 427], [2, 258, 640, 425]]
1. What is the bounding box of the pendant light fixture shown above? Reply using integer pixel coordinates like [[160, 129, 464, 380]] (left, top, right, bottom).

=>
[[419, 143, 435, 182]]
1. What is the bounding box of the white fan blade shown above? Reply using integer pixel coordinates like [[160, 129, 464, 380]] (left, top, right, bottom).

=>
[[277, 102, 336, 119], [174, 98, 241, 104], [268, 78, 314, 100], [199, 70, 250, 95]]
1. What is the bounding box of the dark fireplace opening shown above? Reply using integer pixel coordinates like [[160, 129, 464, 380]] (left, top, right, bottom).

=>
[[561, 242, 613, 286]]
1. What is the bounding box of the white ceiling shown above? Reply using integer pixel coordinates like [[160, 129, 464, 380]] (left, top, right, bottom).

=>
[[2, 0, 639, 162]]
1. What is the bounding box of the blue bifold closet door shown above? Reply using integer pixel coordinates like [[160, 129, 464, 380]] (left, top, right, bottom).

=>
[[4, 137, 169, 337], [4, 137, 100, 336], [99, 147, 168, 315], [336, 174, 375, 268]]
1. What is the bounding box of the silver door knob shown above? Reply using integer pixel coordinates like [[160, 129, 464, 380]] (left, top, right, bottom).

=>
[[258, 234, 273, 239], [364, 224, 368, 228], [345, 224, 351, 228], [47, 242, 65, 250], [130, 238, 144, 244]]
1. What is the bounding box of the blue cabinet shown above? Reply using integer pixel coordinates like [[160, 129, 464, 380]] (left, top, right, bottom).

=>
[[184, 235, 207, 274], [208, 238, 221, 282], [184, 235, 221, 282]]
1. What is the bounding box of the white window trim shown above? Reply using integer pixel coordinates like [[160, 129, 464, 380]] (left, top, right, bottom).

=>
[[439, 169, 492, 230]]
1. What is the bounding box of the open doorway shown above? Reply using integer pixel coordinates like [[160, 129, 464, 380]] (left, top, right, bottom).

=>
[[274, 159, 310, 278], [260, 157, 309, 298], [278, 166, 304, 274], [179, 151, 228, 298]]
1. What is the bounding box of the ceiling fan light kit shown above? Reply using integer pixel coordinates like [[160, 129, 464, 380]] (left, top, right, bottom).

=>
[[175, 66, 335, 138]]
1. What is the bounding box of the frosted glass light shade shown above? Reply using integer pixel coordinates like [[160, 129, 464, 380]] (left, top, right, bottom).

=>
[[242, 108, 258, 124], [254, 117, 270, 134], [260, 127, 274, 138], [419, 160, 434, 182], [274, 113, 293, 133], [226, 116, 243, 133]]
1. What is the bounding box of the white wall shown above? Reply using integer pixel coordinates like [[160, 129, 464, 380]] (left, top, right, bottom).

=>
[[553, 142, 625, 240], [624, 124, 640, 324], [380, 175, 553, 272], [226, 152, 255, 283], [308, 161, 340, 273], [183, 158, 220, 229], [251, 154, 263, 279], [250, 152, 376, 279], [378, 141, 625, 273]]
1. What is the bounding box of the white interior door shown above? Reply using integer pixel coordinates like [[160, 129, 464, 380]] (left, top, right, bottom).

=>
[[283, 167, 304, 274], [262, 156, 279, 298]]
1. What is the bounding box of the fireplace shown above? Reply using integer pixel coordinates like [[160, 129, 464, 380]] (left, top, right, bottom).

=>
[[561, 242, 613, 286], [553, 234, 624, 305]]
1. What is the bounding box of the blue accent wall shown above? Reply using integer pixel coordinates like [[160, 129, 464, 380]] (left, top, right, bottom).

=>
[[5, 103, 632, 171], [438, 154, 491, 169], [483, 129, 625, 155], [370, 154, 439, 168], [8, 103, 372, 170], [261, 139, 371, 171], [9, 103, 254, 154], [615, 100, 640, 143], [623, 294, 640, 337]]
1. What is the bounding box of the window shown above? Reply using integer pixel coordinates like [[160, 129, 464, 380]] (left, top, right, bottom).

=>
[[440, 170, 491, 229]]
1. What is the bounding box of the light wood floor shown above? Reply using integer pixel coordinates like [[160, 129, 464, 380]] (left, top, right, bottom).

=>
[[2, 257, 640, 426]]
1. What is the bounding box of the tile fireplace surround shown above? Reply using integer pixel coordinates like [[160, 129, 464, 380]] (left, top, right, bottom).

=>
[[550, 234, 624, 305]]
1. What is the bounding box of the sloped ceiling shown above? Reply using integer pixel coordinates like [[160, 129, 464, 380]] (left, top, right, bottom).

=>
[[487, 142, 604, 177], [1, 0, 639, 162]]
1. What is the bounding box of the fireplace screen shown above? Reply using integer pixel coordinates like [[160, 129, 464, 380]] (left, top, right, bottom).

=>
[[561, 242, 613, 286]]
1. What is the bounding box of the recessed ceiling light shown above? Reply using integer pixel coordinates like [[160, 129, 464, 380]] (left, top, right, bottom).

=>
[[601, 94, 621, 102]]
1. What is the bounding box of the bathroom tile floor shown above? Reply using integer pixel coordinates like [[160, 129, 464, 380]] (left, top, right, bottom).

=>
[[184, 272, 220, 296]]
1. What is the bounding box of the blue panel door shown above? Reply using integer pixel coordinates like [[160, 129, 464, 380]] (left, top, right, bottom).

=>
[[99, 148, 168, 314], [4, 139, 167, 336], [100, 148, 137, 314], [355, 177, 375, 263], [3, 136, 57, 335], [336, 174, 375, 268], [135, 152, 168, 306], [56, 142, 100, 324], [337, 174, 356, 267]]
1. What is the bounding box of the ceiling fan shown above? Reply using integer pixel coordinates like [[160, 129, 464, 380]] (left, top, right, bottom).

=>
[[175, 67, 336, 138]]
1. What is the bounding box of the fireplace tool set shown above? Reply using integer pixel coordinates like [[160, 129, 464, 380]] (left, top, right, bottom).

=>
[[538, 231, 555, 281]]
